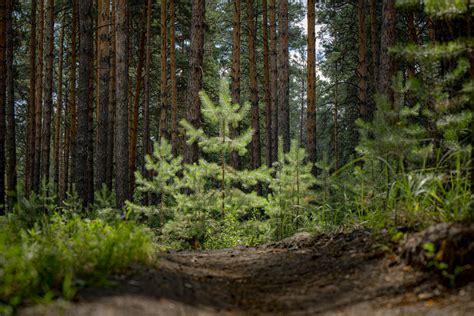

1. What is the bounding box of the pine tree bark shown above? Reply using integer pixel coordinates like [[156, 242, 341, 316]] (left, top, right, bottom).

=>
[[185, 0, 205, 164], [142, 0, 152, 204], [159, 0, 168, 140], [0, 0, 6, 214], [278, 0, 289, 153], [6, 0, 16, 208], [247, 0, 260, 170], [106, 0, 116, 190], [370, 0, 378, 85], [358, 0, 368, 120], [170, 0, 178, 156], [26, 0, 37, 195], [66, 0, 78, 195], [262, 0, 272, 167], [41, 0, 54, 182], [60, 82, 69, 200], [378, 0, 396, 102], [75, 0, 93, 205], [54, 7, 65, 192], [129, 28, 146, 195], [115, 0, 130, 207], [33, 0, 44, 192], [95, 0, 110, 191], [230, 0, 241, 169], [306, 0, 317, 166], [269, 0, 278, 162]]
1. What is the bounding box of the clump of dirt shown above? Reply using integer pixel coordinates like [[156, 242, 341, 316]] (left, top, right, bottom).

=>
[[20, 228, 474, 315], [402, 223, 474, 283]]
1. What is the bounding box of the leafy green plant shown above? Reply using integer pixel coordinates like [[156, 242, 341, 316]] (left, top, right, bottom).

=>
[[0, 214, 156, 310]]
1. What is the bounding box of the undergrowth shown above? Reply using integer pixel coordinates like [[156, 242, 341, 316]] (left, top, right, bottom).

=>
[[0, 214, 156, 314]]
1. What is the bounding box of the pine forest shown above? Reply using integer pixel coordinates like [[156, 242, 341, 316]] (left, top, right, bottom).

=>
[[0, 0, 473, 314]]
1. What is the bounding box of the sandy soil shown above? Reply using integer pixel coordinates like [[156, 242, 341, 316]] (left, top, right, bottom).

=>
[[19, 230, 474, 315]]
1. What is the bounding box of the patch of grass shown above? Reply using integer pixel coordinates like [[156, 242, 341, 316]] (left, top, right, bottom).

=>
[[0, 214, 156, 312]]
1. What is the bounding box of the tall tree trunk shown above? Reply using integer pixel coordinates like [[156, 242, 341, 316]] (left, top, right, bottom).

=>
[[269, 0, 278, 162], [278, 0, 289, 153], [262, 0, 271, 167], [370, 0, 378, 85], [87, 39, 94, 204], [33, 0, 44, 192], [115, 0, 130, 207], [26, 0, 37, 195], [0, 0, 6, 214], [54, 7, 65, 192], [143, 0, 152, 204], [75, 0, 93, 206], [95, 0, 110, 191], [41, 0, 54, 183], [247, 0, 260, 170], [60, 82, 69, 200], [170, 0, 178, 155], [230, 0, 241, 169], [67, 0, 78, 194], [378, 0, 396, 102], [129, 28, 146, 195], [106, 0, 116, 190], [185, 0, 205, 164], [6, 0, 16, 208], [358, 0, 368, 120], [159, 0, 168, 140], [306, 0, 317, 167]]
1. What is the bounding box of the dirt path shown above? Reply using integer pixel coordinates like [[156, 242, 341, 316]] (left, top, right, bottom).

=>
[[20, 230, 474, 315]]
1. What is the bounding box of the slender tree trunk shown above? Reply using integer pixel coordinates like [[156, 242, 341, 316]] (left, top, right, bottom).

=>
[[33, 0, 44, 192], [95, 0, 110, 191], [87, 41, 94, 204], [0, 0, 6, 214], [67, 0, 78, 194], [41, 0, 54, 183], [378, 0, 396, 102], [54, 7, 65, 192], [230, 0, 241, 169], [185, 0, 205, 164], [159, 0, 168, 140], [115, 0, 130, 207], [262, 0, 271, 167], [278, 0, 289, 153], [269, 0, 278, 162], [143, 0, 152, 204], [26, 0, 37, 195], [358, 0, 368, 120], [6, 0, 16, 208], [106, 0, 116, 190], [170, 0, 178, 155], [60, 82, 69, 200], [75, 0, 93, 205], [299, 73, 305, 147], [247, 0, 260, 170], [129, 28, 146, 195], [307, 0, 317, 167]]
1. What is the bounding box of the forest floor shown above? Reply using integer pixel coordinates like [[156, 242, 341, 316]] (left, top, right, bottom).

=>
[[20, 230, 474, 315]]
